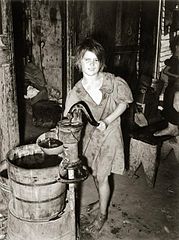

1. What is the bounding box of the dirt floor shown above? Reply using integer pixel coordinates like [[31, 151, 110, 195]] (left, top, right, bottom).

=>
[[80, 150, 179, 240], [0, 107, 179, 240]]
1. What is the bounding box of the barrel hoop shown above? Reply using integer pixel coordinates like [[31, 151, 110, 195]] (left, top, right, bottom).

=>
[[9, 177, 60, 186], [8, 199, 67, 223], [13, 191, 66, 203]]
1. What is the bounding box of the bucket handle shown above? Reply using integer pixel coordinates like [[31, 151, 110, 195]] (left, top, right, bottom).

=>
[[0, 159, 10, 193]]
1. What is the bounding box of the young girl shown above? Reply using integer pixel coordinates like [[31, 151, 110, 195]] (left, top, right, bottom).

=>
[[64, 38, 133, 235]]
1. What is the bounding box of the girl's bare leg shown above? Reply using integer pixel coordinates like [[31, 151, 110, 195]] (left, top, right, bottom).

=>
[[98, 175, 110, 215], [86, 175, 109, 234], [154, 122, 179, 137]]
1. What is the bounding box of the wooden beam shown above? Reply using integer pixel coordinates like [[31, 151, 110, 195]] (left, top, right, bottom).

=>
[[0, 0, 19, 162]]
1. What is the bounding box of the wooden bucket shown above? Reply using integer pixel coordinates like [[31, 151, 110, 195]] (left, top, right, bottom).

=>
[[7, 200, 72, 240], [6, 144, 66, 221]]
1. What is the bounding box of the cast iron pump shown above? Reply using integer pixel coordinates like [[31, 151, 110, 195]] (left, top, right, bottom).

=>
[[58, 101, 99, 183]]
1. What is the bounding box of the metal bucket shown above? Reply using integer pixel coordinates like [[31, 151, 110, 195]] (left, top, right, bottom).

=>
[[5, 144, 66, 221]]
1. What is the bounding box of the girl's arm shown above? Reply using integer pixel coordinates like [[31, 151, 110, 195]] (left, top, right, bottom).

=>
[[104, 102, 128, 126], [97, 102, 128, 131]]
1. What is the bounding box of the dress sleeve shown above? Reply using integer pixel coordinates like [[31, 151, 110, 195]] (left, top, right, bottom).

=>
[[113, 77, 133, 105]]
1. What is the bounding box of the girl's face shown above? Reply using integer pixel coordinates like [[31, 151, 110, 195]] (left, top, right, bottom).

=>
[[80, 50, 100, 77]]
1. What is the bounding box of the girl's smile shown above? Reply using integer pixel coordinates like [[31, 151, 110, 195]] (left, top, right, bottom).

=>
[[81, 50, 100, 76]]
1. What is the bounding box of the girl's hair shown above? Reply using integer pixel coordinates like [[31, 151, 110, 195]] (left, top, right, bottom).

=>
[[74, 38, 106, 71]]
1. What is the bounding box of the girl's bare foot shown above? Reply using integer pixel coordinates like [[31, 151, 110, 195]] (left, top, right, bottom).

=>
[[86, 212, 107, 236]]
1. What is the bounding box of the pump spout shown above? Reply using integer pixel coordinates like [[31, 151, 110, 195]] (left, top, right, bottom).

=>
[[68, 101, 99, 126]]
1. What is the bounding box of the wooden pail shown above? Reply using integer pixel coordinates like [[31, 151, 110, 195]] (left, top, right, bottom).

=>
[[7, 200, 72, 240], [6, 144, 66, 221]]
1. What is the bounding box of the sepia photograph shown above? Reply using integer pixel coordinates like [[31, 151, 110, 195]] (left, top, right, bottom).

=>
[[0, 0, 178, 239]]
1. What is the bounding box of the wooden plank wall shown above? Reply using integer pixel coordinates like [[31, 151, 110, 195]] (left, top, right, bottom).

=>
[[159, 0, 172, 72]]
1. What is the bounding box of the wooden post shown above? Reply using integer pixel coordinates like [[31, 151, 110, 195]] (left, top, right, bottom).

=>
[[62, 0, 76, 109], [0, 0, 19, 162], [68, 169, 77, 240]]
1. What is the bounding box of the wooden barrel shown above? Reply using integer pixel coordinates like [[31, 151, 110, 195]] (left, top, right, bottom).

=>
[[6, 144, 66, 221], [7, 200, 72, 240]]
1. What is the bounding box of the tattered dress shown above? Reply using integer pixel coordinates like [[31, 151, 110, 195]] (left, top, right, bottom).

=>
[[64, 72, 133, 181]]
